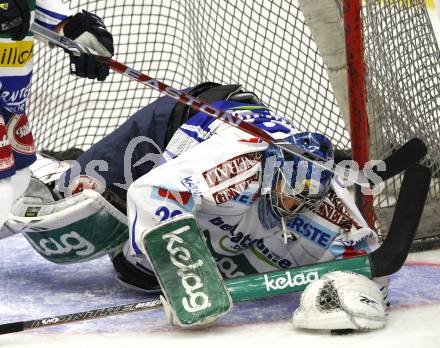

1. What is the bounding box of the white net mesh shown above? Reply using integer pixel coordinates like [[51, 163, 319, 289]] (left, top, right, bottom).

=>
[[359, 1, 440, 249], [29, 0, 348, 152], [361, 0, 440, 205]]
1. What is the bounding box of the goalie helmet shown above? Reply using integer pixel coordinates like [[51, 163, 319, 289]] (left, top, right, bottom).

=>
[[262, 132, 334, 219]]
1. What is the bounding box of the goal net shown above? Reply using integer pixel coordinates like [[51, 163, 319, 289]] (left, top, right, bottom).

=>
[[28, 0, 440, 250]]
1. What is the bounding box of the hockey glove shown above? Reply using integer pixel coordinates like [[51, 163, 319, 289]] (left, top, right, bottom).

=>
[[63, 10, 114, 81], [0, 0, 30, 41], [292, 271, 386, 331]]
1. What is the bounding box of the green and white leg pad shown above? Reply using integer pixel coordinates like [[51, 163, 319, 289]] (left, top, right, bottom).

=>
[[141, 214, 233, 327], [5, 178, 128, 264]]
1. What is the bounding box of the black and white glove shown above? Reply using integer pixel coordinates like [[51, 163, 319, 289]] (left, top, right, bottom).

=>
[[63, 10, 114, 81], [0, 0, 30, 41]]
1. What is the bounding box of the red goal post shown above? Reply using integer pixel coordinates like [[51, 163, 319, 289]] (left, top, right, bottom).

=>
[[343, 0, 373, 227]]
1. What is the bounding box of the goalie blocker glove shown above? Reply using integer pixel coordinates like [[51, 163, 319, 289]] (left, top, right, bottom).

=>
[[62, 10, 114, 81], [0, 0, 30, 40]]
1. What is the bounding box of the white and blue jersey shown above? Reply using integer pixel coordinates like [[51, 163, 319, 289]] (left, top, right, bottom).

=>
[[127, 101, 383, 280], [0, 0, 72, 179], [22, 86, 387, 298]]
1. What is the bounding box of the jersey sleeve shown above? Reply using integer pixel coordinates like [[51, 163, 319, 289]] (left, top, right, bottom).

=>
[[319, 180, 389, 302], [127, 100, 298, 256], [323, 180, 381, 261], [35, 0, 74, 30]]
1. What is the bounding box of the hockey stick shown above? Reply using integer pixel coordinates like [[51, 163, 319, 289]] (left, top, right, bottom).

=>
[[367, 138, 427, 183], [0, 299, 163, 335], [0, 164, 430, 334], [103, 137, 430, 216], [31, 22, 378, 187]]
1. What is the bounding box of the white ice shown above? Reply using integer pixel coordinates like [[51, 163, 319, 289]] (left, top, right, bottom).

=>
[[0, 249, 439, 348]]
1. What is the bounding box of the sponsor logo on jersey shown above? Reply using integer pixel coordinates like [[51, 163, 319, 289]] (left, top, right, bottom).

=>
[[264, 271, 319, 292], [0, 41, 33, 67], [287, 215, 336, 248], [315, 190, 362, 231], [209, 216, 239, 232], [180, 176, 202, 196], [315, 201, 355, 232], [7, 114, 35, 155], [232, 191, 260, 206], [0, 82, 31, 114], [158, 188, 192, 205], [162, 227, 212, 313], [327, 190, 346, 212], [209, 216, 292, 269], [249, 239, 293, 269], [0, 117, 13, 171], [0, 3, 9, 11], [150, 187, 194, 210], [334, 229, 374, 248], [212, 172, 259, 204], [202, 152, 262, 187]]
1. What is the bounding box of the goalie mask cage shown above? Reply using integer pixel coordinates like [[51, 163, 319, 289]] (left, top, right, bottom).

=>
[[29, 0, 440, 251]]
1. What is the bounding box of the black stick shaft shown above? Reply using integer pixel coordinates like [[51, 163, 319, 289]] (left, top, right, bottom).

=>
[[0, 299, 162, 334], [374, 138, 427, 182], [370, 164, 431, 277]]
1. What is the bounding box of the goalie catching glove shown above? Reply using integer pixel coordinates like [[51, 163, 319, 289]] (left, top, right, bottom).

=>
[[292, 271, 386, 331], [60, 10, 114, 81]]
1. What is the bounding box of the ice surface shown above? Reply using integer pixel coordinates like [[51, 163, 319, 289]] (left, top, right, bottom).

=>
[[0, 234, 440, 347]]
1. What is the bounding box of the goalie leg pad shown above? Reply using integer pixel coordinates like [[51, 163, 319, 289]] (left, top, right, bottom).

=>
[[292, 271, 386, 331], [8, 184, 128, 264], [142, 214, 232, 327]]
